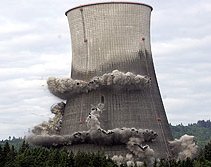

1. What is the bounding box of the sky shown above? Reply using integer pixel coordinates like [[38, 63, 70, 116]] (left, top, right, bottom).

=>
[[0, 0, 211, 139]]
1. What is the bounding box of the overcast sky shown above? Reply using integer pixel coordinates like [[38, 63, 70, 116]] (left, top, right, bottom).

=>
[[0, 0, 210, 139]]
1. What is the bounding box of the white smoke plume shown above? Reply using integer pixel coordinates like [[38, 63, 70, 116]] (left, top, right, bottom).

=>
[[47, 70, 151, 99], [31, 102, 65, 135], [169, 134, 198, 161]]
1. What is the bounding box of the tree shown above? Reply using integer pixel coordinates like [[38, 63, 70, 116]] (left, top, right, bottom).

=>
[[4, 145, 16, 167], [66, 151, 75, 167], [0, 144, 3, 166], [204, 141, 211, 161], [19, 140, 29, 154], [0, 141, 11, 166]]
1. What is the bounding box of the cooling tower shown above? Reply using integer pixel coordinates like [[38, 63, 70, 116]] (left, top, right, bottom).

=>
[[52, 2, 172, 158]]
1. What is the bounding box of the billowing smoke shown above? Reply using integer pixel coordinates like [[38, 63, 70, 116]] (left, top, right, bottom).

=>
[[28, 103, 157, 148], [28, 127, 158, 147], [28, 101, 198, 165], [169, 134, 198, 160], [27, 134, 67, 147], [112, 137, 155, 167], [47, 70, 151, 99], [28, 102, 158, 167], [31, 102, 65, 135]]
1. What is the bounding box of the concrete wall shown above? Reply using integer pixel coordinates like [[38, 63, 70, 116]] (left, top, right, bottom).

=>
[[61, 2, 173, 158]]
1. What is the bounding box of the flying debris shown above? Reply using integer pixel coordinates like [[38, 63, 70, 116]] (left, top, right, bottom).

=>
[[134, 143, 149, 151]]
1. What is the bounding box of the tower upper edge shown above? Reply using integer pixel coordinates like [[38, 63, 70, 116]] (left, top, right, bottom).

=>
[[65, 1, 153, 16]]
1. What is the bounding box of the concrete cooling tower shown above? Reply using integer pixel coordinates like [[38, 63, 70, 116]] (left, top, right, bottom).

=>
[[61, 2, 172, 158], [33, 2, 174, 161]]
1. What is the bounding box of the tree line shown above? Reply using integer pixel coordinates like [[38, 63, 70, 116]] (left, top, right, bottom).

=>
[[0, 140, 211, 167], [0, 141, 117, 167]]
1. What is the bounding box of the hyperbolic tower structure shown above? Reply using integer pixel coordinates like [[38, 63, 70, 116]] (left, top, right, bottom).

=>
[[50, 2, 173, 158]]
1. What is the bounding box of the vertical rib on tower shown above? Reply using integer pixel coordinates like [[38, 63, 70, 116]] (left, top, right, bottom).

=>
[[60, 2, 172, 158]]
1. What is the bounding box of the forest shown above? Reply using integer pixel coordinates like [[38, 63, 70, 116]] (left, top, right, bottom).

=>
[[0, 120, 210, 166], [0, 140, 211, 167]]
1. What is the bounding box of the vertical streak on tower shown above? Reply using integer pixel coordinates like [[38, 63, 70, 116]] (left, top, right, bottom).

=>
[[61, 2, 173, 158], [80, 8, 89, 81]]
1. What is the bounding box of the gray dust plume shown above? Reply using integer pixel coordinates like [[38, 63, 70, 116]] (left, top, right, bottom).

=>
[[47, 70, 151, 99]]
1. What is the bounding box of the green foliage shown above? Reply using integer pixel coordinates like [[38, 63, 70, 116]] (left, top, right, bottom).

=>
[[0, 140, 211, 167], [0, 137, 23, 150], [204, 141, 211, 161], [0, 141, 117, 167], [170, 120, 211, 147]]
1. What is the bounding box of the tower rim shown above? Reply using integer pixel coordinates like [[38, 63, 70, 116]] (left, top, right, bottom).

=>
[[65, 1, 153, 16]]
